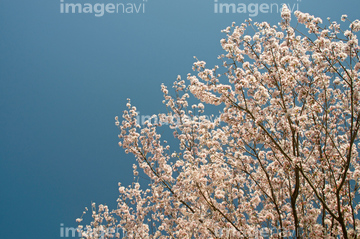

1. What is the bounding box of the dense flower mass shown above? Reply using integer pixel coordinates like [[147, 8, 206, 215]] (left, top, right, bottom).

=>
[[78, 5, 360, 239]]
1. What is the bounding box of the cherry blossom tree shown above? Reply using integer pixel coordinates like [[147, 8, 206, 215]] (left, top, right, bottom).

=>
[[77, 5, 360, 239]]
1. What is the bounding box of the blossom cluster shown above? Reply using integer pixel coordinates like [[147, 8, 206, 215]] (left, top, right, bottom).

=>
[[78, 5, 360, 239]]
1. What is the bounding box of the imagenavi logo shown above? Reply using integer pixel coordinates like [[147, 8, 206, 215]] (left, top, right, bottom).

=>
[[213, 0, 301, 17], [60, 0, 147, 17]]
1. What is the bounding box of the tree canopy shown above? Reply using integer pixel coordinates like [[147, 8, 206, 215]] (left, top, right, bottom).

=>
[[77, 5, 360, 239]]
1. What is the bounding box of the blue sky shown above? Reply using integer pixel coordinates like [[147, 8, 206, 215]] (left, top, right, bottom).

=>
[[0, 0, 359, 238]]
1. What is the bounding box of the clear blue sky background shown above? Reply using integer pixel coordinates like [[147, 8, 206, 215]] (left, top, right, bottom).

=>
[[0, 0, 359, 238]]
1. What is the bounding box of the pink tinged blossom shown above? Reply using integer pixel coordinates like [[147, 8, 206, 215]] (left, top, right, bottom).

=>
[[341, 14, 348, 22], [281, 4, 291, 21], [77, 9, 360, 239]]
